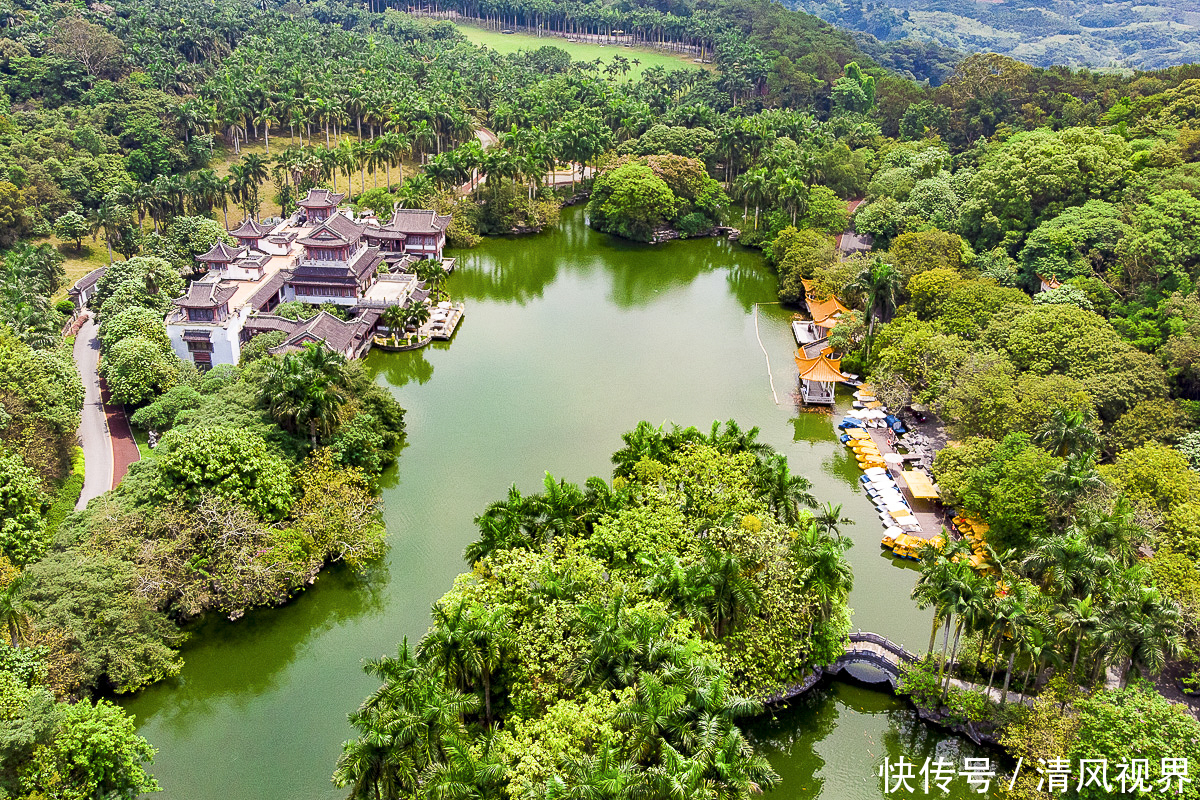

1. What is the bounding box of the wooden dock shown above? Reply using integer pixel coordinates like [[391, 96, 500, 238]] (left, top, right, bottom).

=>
[[424, 302, 464, 341], [866, 427, 949, 542]]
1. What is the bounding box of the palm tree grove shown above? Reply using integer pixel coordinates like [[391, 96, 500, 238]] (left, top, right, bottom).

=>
[[2, 0, 1200, 796]]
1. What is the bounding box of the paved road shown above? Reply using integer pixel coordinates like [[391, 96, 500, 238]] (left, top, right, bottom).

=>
[[836, 198, 872, 255], [73, 316, 113, 510]]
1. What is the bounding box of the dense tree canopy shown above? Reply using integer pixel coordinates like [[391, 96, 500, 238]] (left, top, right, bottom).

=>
[[336, 421, 851, 798]]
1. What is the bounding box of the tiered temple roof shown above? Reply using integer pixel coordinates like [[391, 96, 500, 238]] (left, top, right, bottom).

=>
[[297, 188, 346, 209], [807, 295, 852, 324], [230, 218, 268, 241], [173, 279, 238, 309], [297, 214, 366, 248], [196, 241, 246, 264], [794, 352, 846, 384]]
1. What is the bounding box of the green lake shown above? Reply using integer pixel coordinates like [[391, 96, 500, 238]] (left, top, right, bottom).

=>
[[122, 206, 988, 798]]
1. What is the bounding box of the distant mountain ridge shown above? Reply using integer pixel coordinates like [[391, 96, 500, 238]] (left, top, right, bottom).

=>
[[786, 0, 1200, 69]]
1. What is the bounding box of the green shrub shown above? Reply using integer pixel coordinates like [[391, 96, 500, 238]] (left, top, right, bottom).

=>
[[677, 212, 710, 237], [44, 446, 84, 537]]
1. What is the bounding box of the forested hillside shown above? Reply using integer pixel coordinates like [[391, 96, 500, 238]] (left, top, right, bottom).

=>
[[789, 0, 1200, 70], [2, 0, 1200, 795]]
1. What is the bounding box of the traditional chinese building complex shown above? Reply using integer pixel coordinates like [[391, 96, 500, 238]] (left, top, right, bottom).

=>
[[165, 189, 453, 370]]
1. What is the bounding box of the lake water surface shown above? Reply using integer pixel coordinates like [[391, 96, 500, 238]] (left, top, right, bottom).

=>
[[123, 207, 987, 799]]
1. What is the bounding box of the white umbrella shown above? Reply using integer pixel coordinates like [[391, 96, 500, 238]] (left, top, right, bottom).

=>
[[883, 453, 905, 464]]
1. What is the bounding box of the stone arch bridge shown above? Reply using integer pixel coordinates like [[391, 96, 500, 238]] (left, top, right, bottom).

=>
[[765, 631, 918, 704]]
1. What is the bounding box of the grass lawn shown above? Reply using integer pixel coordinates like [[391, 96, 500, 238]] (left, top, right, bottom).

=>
[[34, 235, 112, 301], [131, 426, 154, 460], [454, 23, 706, 79]]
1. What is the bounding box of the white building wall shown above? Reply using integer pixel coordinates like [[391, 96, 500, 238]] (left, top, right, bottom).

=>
[[165, 306, 247, 369]]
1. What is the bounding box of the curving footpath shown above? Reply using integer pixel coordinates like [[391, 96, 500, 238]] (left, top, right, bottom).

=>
[[72, 316, 139, 510]]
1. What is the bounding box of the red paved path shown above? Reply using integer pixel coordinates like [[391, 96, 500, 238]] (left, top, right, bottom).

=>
[[99, 377, 140, 488]]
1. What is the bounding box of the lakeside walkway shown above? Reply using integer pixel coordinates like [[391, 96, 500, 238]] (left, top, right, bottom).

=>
[[865, 426, 949, 543]]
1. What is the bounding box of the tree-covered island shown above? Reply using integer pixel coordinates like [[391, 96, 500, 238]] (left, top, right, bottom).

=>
[[334, 421, 853, 798]]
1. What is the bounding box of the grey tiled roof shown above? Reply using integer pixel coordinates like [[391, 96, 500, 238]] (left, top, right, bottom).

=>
[[173, 279, 237, 309], [229, 218, 267, 238], [196, 241, 246, 263], [297, 188, 346, 208], [385, 209, 451, 235]]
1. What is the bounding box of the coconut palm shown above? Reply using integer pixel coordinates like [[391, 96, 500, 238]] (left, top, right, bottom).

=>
[[846, 257, 902, 340], [1033, 406, 1100, 459], [1057, 594, 1101, 676], [813, 502, 852, 541], [258, 342, 348, 444], [0, 575, 30, 647]]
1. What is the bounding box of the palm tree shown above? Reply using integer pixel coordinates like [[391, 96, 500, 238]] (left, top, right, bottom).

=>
[[258, 343, 348, 444], [940, 566, 986, 697], [420, 605, 512, 728], [254, 106, 278, 154], [754, 454, 817, 525], [1019, 532, 1110, 601], [422, 734, 505, 797], [846, 257, 902, 340], [994, 586, 1035, 706], [380, 304, 407, 344], [92, 199, 124, 266], [379, 131, 411, 189], [1019, 625, 1061, 695], [813, 502, 852, 541], [697, 548, 761, 640], [1076, 498, 1140, 567], [402, 300, 431, 333], [1042, 452, 1106, 514], [1033, 406, 1100, 459], [240, 153, 270, 218], [611, 421, 669, 477], [1057, 594, 1101, 677], [0, 575, 30, 647], [733, 168, 770, 230], [1101, 585, 1182, 686], [425, 154, 459, 192], [793, 527, 854, 637], [414, 259, 449, 300]]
